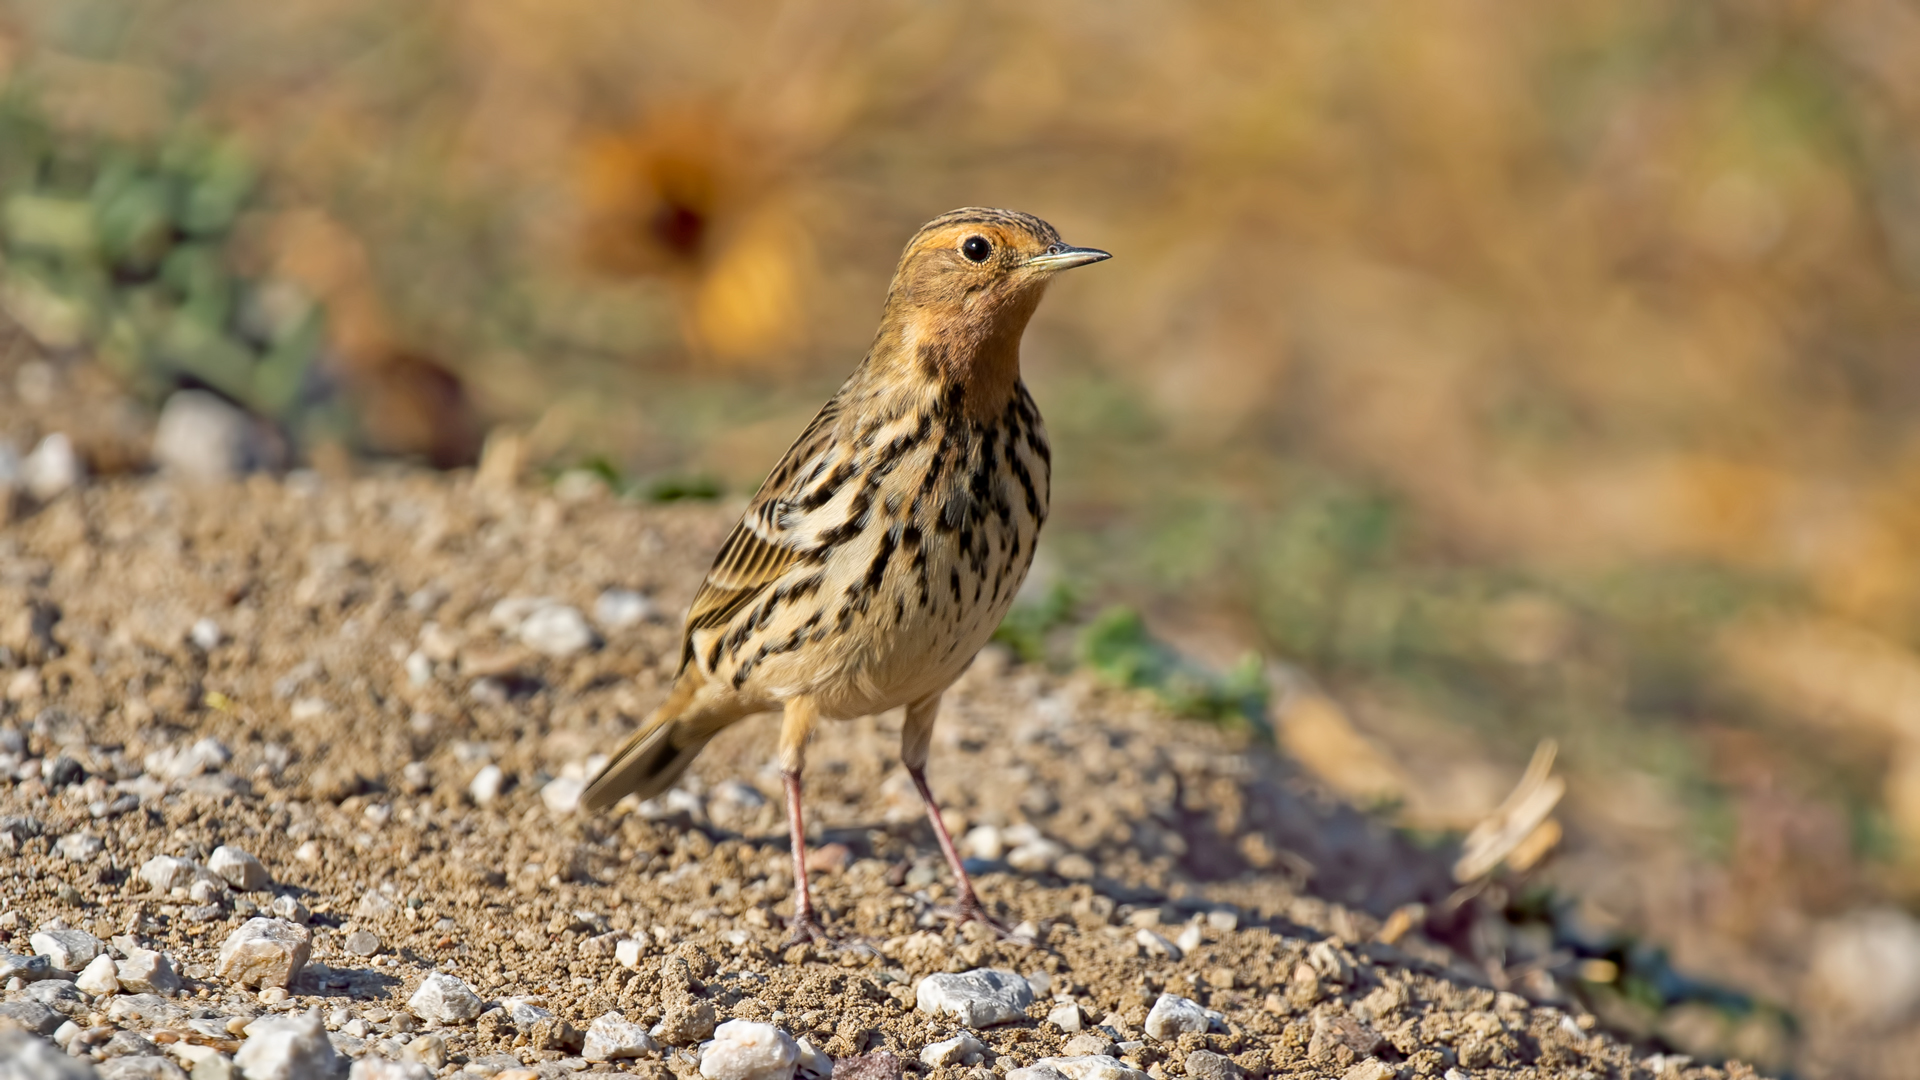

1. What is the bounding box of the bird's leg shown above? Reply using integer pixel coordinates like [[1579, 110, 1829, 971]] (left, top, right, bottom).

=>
[[780, 696, 830, 946], [902, 692, 1010, 934]]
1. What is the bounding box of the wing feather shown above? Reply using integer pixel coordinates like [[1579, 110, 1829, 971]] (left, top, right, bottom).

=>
[[678, 395, 847, 667]]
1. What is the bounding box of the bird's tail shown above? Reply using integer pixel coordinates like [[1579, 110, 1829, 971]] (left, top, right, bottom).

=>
[[579, 671, 736, 813]]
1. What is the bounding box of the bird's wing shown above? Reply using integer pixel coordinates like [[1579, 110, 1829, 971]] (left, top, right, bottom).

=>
[[679, 397, 845, 664]]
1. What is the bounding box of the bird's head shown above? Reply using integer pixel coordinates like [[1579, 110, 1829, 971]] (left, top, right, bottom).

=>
[[878, 208, 1109, 408]]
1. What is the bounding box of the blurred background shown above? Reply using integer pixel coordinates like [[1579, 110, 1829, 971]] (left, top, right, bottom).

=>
[[5, 0, 1920, 1074]]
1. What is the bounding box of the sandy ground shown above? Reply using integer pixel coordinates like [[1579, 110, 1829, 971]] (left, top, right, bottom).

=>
[[0, 452, 1765, 1080]]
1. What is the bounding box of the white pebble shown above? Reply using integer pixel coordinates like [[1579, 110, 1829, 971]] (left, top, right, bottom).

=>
[[189, 618, 224, 651], [30, 927, 103, 971], [501, 997, 552, 1024], [1143, 993, 1211, 1041], [920, 1032, 986, 1068], [139, 855, 199, 893], [1176, 923, 1204, 954], [469, 764, 504, 806], [615, 938, 647, 970], [208, 846, 270, 892], [593, 589, 657, 630], [116, 947, 180, 995], [270, 895, 311, 924], [21, 432, 81, 501], [350, 1058, 435, 1080], [582, 1010, 657, 1062], [55, 831, 104, 862], [216, 918, 311, 989], [963, 825, 1004, 861], [1047, 1002, 1084, 1032], [915, 968, 1035, 1027], [152, 389, 257, 482], [408, 972, 484, 1023], [405, 651, 433, 687], [518, 604, 596, 657], [236, 1010, 342, 1080], [1136, 929, 1182, 961], [541, 776, 585, 815], [795, 1036, 832, 1080], [75, 953, 119, 995], [1008, 1057, 1152, 1080], [1206, 909, 1238, 933], [700, 1019, 799, 1080], [1006, 838, 1065, 874]]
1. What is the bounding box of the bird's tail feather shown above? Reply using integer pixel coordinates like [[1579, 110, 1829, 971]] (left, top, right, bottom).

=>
[[581, 675, 716, 813]]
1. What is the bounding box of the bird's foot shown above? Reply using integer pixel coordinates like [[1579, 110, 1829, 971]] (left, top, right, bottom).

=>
[[937, 896, 1031, 943], [784, 911, 835, 949]]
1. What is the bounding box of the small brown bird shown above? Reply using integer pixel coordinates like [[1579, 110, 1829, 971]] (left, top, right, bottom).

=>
[[582, 208, 1108, 940]]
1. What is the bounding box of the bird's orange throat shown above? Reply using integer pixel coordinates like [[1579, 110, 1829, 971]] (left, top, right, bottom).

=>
[[889, 283, 1047, 421]]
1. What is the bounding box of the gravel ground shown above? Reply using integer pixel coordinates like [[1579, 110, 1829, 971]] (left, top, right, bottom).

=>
[[0, 459, 1767, 1080]]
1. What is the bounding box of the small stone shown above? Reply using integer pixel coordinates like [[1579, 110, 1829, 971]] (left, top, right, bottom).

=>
[[1005, 838, 1064, 875], [343, 931, 381, 958], [407, 973, 483, 1023], [103, 1031, 162, 1058], [795, 1036, 832, 1079], [529, 1017, 583, 1053], [348, 1060, 433, 1080], [615, 938, 647, 970], [592, 589, 656, 631], [99, 1058, 189, 1080], [0, 1026, 99, 1078], [352, 890, 398, 921], [56, 832, 105, 862], [831, 1054, 902, 1080], [153, 391, 259, 483], [235, 1010, 342, 1080], [76, 954, 119, 995], [1047, 1002, 1084, 1033], [268, 896, 309, 925], [582, 1010, 657, 1062], [189, 619, 224, 652], [22, 433, 81, 501], [140, 856, 200, 894], [963, 825, 1004, 861], [468, 765, 504, 806], [919, 1032, 985, 1068], [258, 988, 289, 1006], [208, 848, 270, 892], [501, 997, 552, 1024], [518, 605, 595, 657], [1135, 930, 1181, 962], [1176, 924, 1203, 955], [1183, 1051, 1243, 1080], [189, 879, 225, 905], [1339, 1064, 1394, 1080], [1006, 1057, 1151, 1080], [654, 999, 717, 1045], [401, 1034, 446, 1070], [193, 1055, 238, 1080], [1206, 910, 1239, 933], [215, 919, 311, 989], [541, 777, 584, 815], [914, 968, 1035, 1027], [1143, 995, 1210, 1041], [1062, 1035, 1115, 1057], [31, 927, 105, 971], [0, 1000, 62, 1035], [700, 1019, 799, 1080], [0, 950, 55, 982], [293, 842, 320, 864]]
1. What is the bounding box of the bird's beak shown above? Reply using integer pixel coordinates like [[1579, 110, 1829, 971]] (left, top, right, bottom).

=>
[[1026, 244, 1112, 272]]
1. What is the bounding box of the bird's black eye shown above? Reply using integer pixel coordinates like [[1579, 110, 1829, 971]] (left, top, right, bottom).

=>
[[961, 235, 992, 263]]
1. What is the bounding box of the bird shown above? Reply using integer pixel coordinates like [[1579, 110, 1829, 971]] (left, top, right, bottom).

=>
[[581, 207, 1109, 942]]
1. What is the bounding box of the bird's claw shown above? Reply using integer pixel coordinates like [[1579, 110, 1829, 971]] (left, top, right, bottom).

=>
[[784, 913, 835, 949], [938, 896, 1030, 942]]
